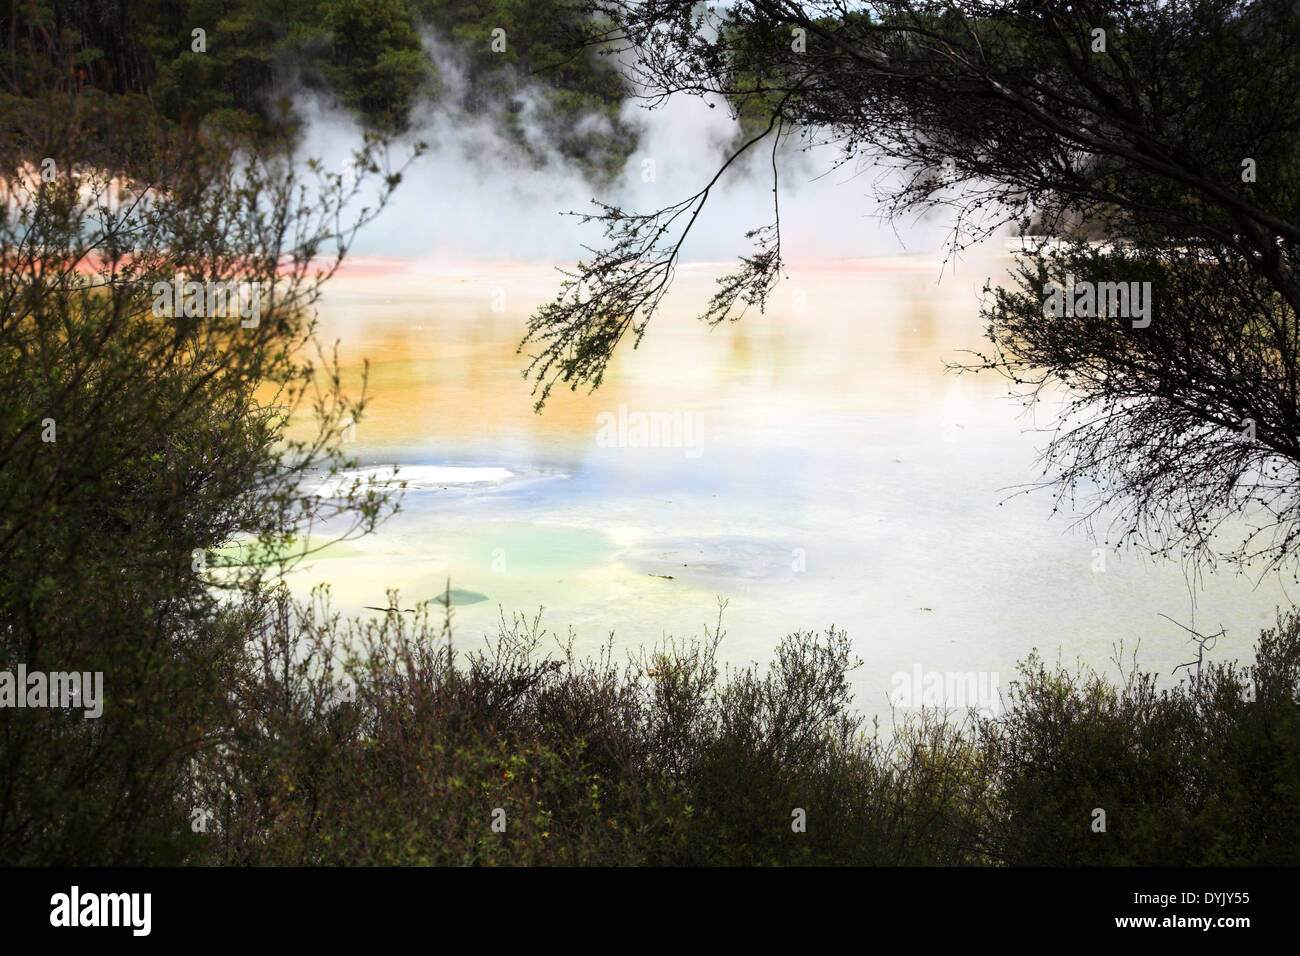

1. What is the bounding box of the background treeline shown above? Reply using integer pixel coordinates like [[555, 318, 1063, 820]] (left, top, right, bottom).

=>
[[0, 0, 636, 180]]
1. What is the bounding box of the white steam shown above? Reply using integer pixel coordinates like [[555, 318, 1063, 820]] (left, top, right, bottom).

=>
[[294, 30, 965, 264]]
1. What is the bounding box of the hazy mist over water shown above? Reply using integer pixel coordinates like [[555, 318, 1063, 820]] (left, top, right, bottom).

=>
[[271, 33, 1293, 724], [276, 258, 1293, 726]]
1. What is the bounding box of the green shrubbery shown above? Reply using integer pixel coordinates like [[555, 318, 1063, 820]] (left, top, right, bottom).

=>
[[981, 618, 1300, 865], [0, 84, 412, 864], [179, 592, 1300, 866]]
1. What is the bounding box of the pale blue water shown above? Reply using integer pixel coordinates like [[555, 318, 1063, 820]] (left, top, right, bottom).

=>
[[278, 254, 1294, 724]]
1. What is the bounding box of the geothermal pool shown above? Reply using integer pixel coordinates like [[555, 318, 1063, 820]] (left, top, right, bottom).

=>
[[271, 250, 1292, 723]]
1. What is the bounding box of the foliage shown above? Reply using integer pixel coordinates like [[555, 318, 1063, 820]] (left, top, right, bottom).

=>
[[0, 53, 417, 861], [186, 592, 1300, 866], [0, 0, 635, 172]]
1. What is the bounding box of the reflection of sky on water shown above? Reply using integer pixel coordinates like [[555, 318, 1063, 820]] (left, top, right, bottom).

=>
[[279, 254, 1294, 724]]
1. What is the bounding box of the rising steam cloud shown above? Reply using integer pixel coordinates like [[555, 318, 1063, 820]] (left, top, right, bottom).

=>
[[294, 30, 963, 265]]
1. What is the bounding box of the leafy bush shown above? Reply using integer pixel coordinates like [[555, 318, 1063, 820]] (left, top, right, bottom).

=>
[[182, 591, 1300, 866]]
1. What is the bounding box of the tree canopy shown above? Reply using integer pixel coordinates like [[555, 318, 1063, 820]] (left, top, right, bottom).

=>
[[1, 0, 636, 176]]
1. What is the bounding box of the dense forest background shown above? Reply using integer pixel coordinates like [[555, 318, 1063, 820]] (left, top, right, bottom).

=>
[[1, 0, 638, 180]]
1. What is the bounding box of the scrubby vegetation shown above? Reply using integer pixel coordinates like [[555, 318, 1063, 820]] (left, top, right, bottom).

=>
[[169, 593, 1300, 866]]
